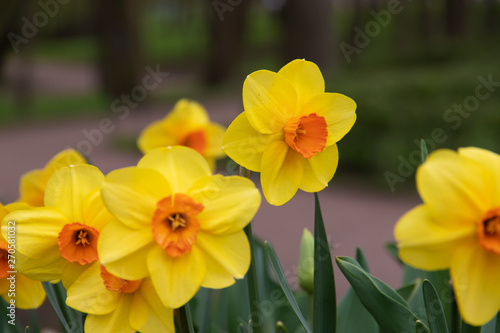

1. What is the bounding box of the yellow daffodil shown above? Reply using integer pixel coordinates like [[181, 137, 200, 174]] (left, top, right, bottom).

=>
[[222, 59, 356, 205], [1, 165, 113, 286], [98, 146, 260, 309], [65, 262, 173, 333], [0, 202, 45, 309], [18, 149, 87, 207], [395, 147, 500, 326], [137, 99, 226, 171]]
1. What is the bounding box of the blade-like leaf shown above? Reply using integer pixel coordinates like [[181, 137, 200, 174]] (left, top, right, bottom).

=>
[[397, 281, 420, 303], [313, 193, 336, 332], [385, 242, 403, 265], [337, 256, 428, 333], [42, 282, 73, 333], [461, 322, 482, 333], [355, 248, 370, 272], [422, 280, 449, 333], [420, 139, 429, 163], [417, 320, 431, 333], [264, 241, 312, 333]]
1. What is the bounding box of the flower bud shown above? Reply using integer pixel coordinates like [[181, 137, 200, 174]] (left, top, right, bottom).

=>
[[298, 228, 314, 294]]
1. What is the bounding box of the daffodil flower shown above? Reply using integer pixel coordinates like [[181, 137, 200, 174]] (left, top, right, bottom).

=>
[[65, 262, 173, 332], [395, 147, 500, 326], [1, 165, 113, 285], [98, 146, 261, 309], [18, 149, 87, 207], [223, 59, 357, 205], [137, 99, 226, 171], [0, 203, 45, 309]]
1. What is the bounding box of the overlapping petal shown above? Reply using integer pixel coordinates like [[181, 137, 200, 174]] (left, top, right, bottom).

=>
[[395, 205, 476, 270], [197, 231, 250, 289], [222, 113, 282, 172], [277, 59, 324, 110], [84, 294, 135, 333], [44, 165, 104, 223], [459, 147, 500, 206], [98, 220, 154, 281], [303, 93, 357, 146], [130, 279, 175, 333], [451, 241, 500, 326], [299, 144, 339, 192], [261, 141, 304, 206], [243, 70, 297, 133], [417, 149, 493, 228], [147, 246, 206, 309], [137, 121, 176, 154], [138, 146, 211, 193], [66, 263, 119, 315], [203, 123, 227, 158], [101, 167, 170, 229], [3, 274, 45, 309], [189, 175, 260, 234]]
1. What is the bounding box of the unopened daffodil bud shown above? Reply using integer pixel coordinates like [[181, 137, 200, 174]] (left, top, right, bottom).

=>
[[298, 228, 314, 294]]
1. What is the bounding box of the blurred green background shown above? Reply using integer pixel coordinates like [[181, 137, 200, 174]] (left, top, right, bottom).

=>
[[1, 0, 499, 189]]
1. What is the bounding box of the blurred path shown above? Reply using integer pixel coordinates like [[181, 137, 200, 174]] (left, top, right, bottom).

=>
[[0, 100, 420, 299]]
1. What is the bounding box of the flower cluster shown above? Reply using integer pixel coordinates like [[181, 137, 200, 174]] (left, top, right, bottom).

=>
[[0, 59, 358, 332]]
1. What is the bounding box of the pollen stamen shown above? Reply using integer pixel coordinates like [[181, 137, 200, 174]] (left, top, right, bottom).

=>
[[75, 230, 90, 246], [168, 213, 187, 230], [477, 207, 500, 254]]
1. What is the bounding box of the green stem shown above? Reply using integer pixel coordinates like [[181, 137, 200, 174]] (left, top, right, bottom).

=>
[[450, 286, 460, 333], [461, 321, 482, 333], [175, 304, 195, 333], [28, 309, 41, 333], [239, 166, 261, 333], [495, 312, 500, 333]]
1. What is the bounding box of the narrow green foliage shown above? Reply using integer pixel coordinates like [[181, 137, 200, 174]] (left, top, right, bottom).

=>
[[417, 320, 431, 333], [42, 282, 73, 333], [264, 241, 312, 333], [461, 321, 482, 333], [422, 280, 449, 333], [313, 193, 336, 332], [177, 304, 195, 333]]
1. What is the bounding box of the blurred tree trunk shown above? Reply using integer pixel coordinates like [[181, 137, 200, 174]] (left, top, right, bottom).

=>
[[281, 0, 334, 73], [445, 0, 467, 37], [205, 0, 250, 84], [0, 1, 29, 68], [95, 0, 144, 98]]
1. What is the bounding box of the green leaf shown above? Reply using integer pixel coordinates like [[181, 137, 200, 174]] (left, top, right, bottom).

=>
[[417, 320, 431, 333], [397, 282, 421, 303], [337, 256, 428, 333], [422, 280, 449, 333], [337, 248, 379, 333], [420, 139, 429, 163], [461, 321, 482, 333], [42, 282, 74, 333], [313, 193, 336, 332], [385, 242, 403, 265], [264, 241, 312, 333]]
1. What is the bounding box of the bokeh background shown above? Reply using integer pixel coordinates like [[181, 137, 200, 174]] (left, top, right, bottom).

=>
[[1, 0, 500, 330]]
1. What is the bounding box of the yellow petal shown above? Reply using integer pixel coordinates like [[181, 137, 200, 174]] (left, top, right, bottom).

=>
[[137, 121, 177, 155], [222, 112, 282, 172], [130, 279, 175, 333], [18, 170, 45, 207], [138, 146, 211, 193], [197, 231, 250, 289], [2, 274, 45, 309], [243, 70, 297, 133], [101, 167, 170, 229], [98, 220, 154, 281], [2, 208, 66, 259], [300, 144, 339, 192], [277, 59, 325, 110], [82, 189, 113, 231], [147, 246, 206, 309], [417, 149, 493, 228], [44, 149, 87, 175], [162, 99, 210, 131], [16, 249, 67, 281], [44, 165, 104, 223], [18, 149, 87, 207], [395, 205, 476, 270], [261, 141, 304, 206], [61, 261, 89, 289], [459, 147, 500, 206], [189, 175, 260, 234], [66, 262, 119, 315], [451, 241, 500, 326], [302, 93, 357, 146], [84, 295, 135, 333], [203, 123, 227, 158]]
